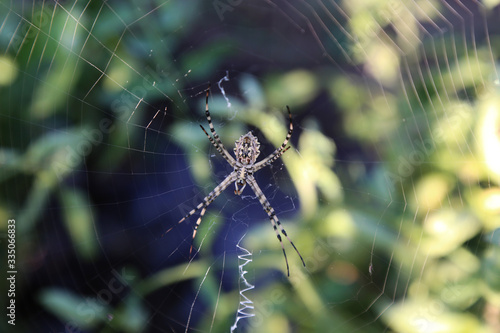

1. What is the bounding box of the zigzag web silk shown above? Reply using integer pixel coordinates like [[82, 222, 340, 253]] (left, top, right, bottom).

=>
[[230, 238, 256, 332]]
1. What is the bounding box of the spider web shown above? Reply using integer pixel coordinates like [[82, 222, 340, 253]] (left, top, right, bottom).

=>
[[1, 0, 500, 333]]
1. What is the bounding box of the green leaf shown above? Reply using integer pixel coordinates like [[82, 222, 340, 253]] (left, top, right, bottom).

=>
[[59, 188, 98, 260], [111, 294, 148, 333], [38, 288, 109, 329]]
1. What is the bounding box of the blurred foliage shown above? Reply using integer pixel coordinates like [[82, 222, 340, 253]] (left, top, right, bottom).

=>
[[0, 0, 500, 333]]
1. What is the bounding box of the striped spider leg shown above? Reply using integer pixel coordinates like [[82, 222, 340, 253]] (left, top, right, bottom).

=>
[[174, 87, 305, 276]]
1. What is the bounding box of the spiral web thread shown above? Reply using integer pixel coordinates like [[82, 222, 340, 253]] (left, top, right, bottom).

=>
[[230, 242, 255, 332]]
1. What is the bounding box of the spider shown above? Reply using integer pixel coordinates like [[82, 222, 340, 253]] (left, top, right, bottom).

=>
[[172, 87, 305, 276]]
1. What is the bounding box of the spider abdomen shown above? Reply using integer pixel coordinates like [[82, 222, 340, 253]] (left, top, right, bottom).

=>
[[234, 132, 261, 165]]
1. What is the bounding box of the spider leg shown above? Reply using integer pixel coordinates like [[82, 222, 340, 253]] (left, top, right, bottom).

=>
[[165, 172, 237, 257], [190, 206, 208, 257], [203, 86, 236, 164], [200, 124, 235, 165], [257, 146, 291, 168], [254, 106, 293, 171], [247, 175, 305, 276]]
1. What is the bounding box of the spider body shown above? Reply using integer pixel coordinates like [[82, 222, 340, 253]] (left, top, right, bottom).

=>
[[234, 166, 250, 195], [234, 132, 260, 194], [170, 87, 305, 276], [235, 132, 260, 165]]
